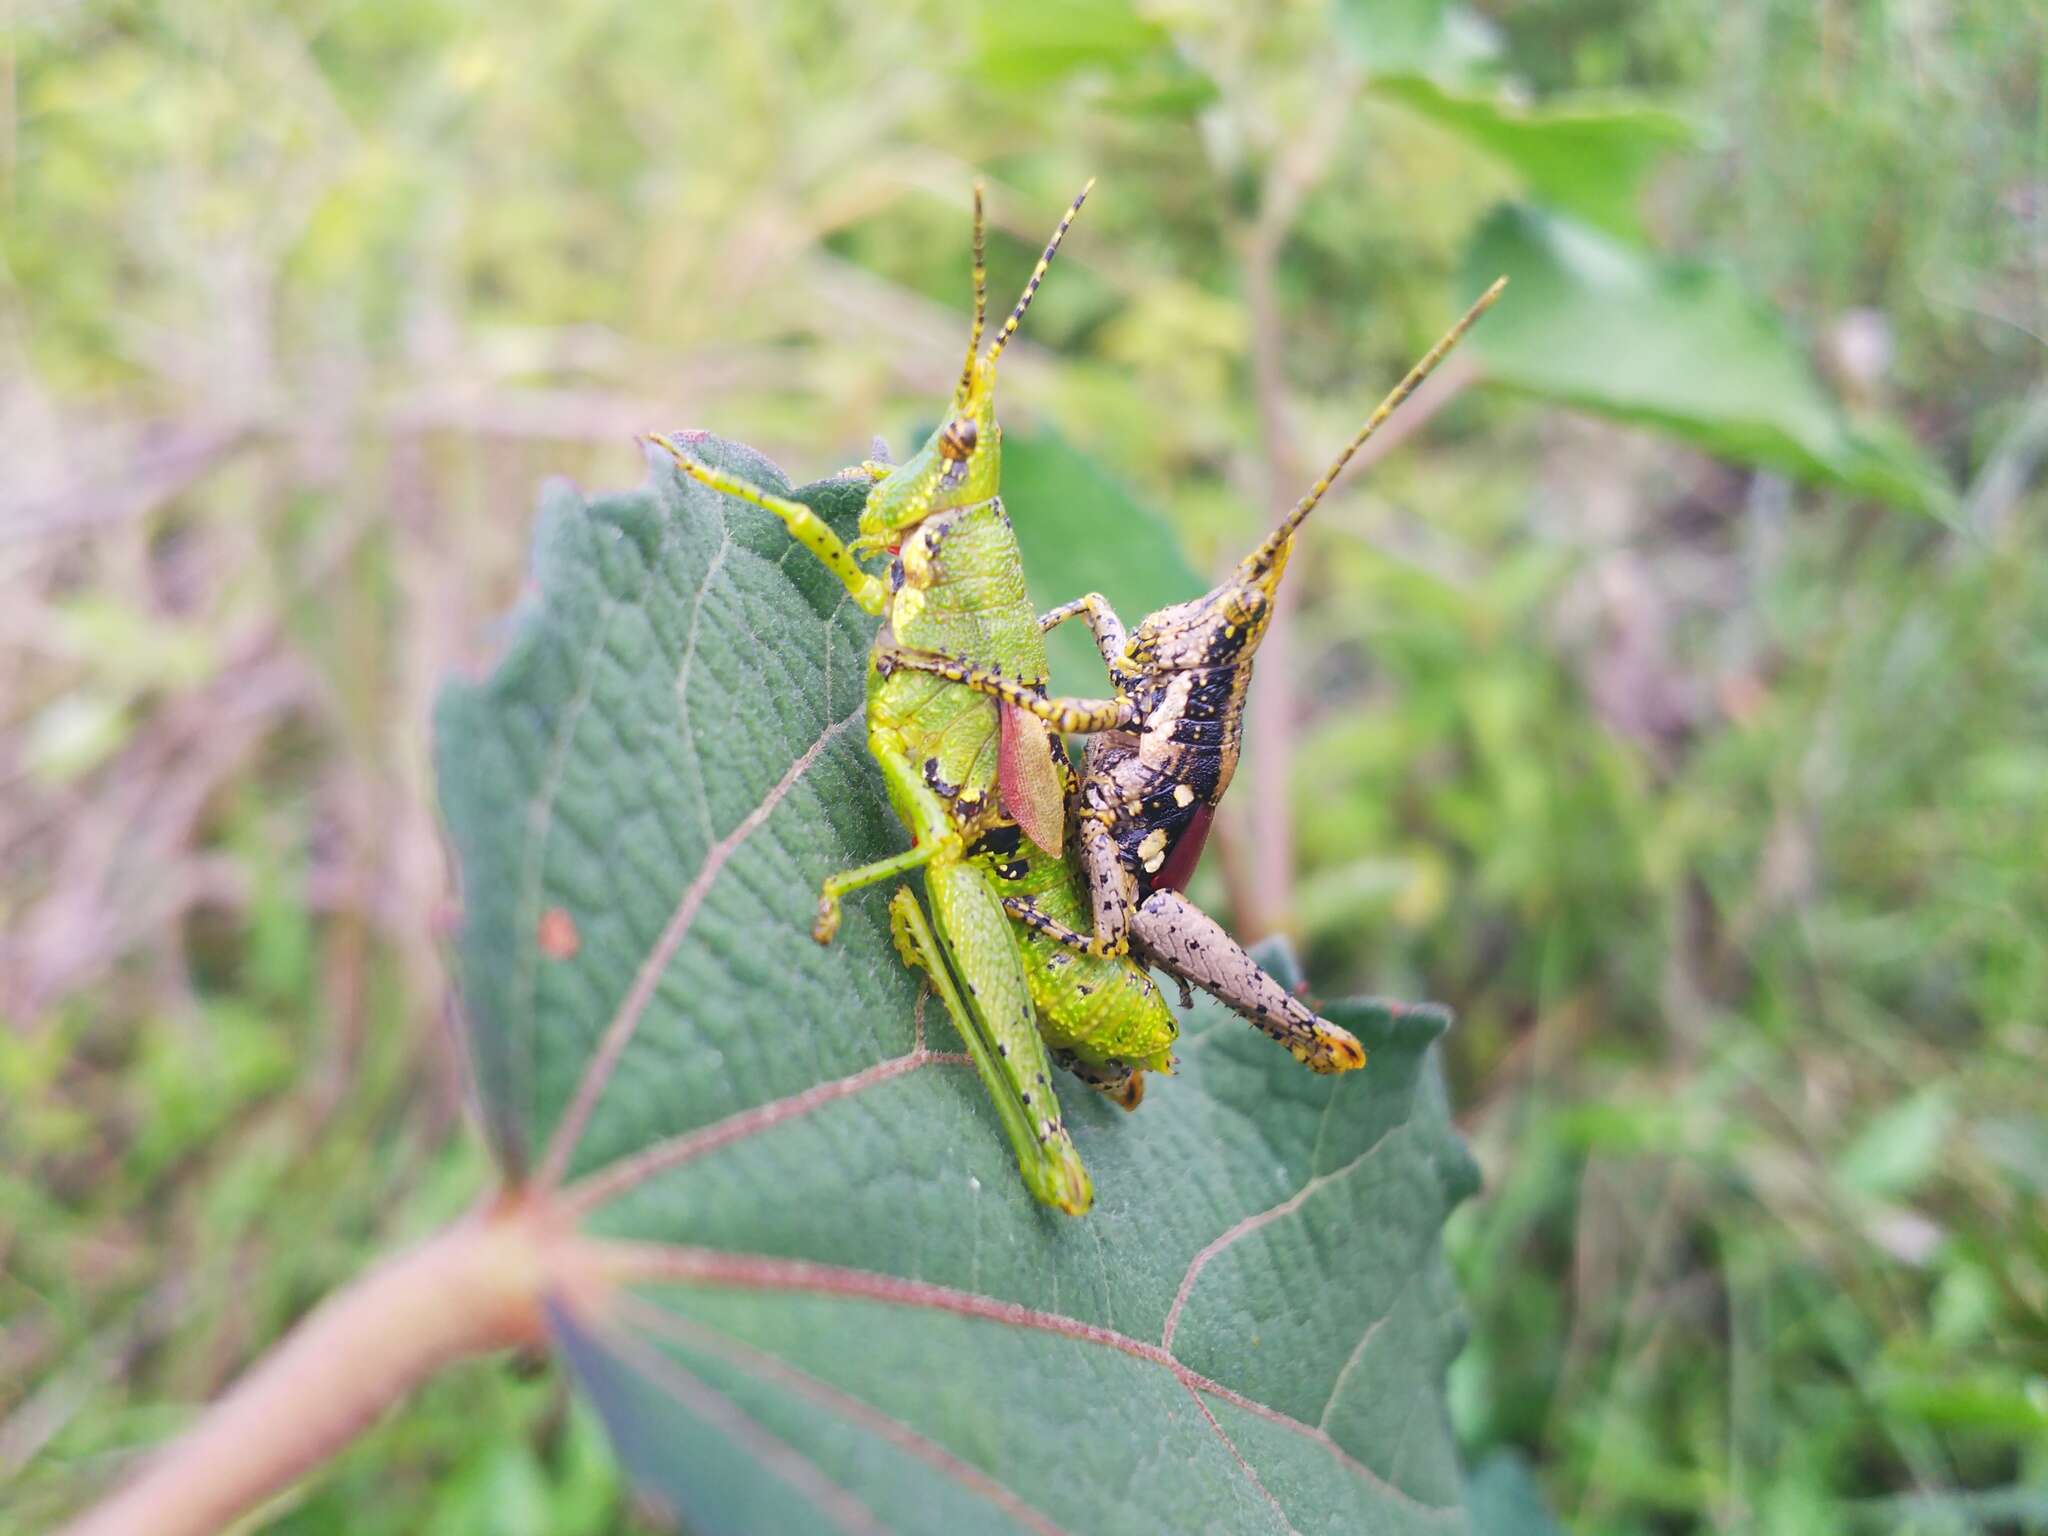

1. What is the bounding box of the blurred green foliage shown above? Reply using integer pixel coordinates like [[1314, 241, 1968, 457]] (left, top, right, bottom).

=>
[[3, 0, 2042, 1531]]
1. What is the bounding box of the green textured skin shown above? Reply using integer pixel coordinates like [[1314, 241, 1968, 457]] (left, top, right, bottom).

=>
[[869, 497, 1046, 819]]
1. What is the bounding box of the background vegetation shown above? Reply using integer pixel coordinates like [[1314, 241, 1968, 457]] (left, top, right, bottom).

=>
[[4, 0, 2043, 1530]]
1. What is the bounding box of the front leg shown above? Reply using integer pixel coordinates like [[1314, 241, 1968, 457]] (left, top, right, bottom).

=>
[[649, 434, 888, 615], [1038, 592, 1131, 678], [876, 647, 1131, 734]]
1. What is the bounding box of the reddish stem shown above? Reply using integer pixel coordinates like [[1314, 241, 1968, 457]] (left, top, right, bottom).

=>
[[62, 1201, 550, 1536]]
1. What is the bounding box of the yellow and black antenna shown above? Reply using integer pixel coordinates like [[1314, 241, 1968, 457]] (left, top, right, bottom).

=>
[[953, 184, 989, 408], [983, 178, 1096, 371], [1243, 275, 1508, 578]]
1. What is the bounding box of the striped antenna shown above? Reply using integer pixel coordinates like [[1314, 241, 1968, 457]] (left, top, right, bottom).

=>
[[983, 178, 1096, 370], [1244, 276, 1508, 576], [954, 183, 989, 407]]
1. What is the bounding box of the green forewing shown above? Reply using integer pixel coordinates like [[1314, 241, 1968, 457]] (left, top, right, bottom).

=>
[[435, 437, 1482, 1535]]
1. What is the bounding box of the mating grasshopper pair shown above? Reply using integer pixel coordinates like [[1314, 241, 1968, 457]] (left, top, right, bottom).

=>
[[652, 186, 1500, 1215]]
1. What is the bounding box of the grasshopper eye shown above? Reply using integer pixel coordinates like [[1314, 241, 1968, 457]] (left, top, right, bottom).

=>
[[939, 417, 978, 462]]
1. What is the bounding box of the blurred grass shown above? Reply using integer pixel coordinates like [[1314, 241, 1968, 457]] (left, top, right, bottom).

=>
[[3, 0, 2043, 1531]]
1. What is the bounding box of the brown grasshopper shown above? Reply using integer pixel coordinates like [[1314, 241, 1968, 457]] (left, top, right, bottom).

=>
[[882, 278, 1505, 1074]]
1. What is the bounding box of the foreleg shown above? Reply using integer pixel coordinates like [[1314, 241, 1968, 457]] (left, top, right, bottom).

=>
[[1037, 592, 1130, 677], [648, 434, 887, 615]]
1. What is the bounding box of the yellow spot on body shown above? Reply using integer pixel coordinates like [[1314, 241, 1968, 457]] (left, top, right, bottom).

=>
[[1138, 828, 1169, 873], [895, 585, 927, 627], [1173, 783, 1195, 808]]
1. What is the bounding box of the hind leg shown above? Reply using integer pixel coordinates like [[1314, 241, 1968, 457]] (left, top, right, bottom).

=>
[[1131, 890, 1365, 1074]]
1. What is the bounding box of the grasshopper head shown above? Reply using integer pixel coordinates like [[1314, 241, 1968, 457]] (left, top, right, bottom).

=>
[[1125, 554, 1286, 675], [856, 363, 1004, 547], [855, 180, 1093, 552]]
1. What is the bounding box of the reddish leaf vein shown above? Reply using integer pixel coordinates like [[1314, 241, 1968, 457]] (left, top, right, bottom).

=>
[[614, 1293, 1071, 1536], [578, 1241, 1455, 1516], [538, 707, 862, 1190], [562, 1047, 971, 1217]]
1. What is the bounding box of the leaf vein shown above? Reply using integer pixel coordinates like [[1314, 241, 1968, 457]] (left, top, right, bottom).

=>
[[613, 1293, 1070, 1536], [537, 703, 863, 1189], [562, 1046, 972, 1216], [1316, 1299, 1395, 1433], [1161, 1107, 1413, 1351], [580, 1240, 1459, 1517], [592, 1314, 887, 1535], [1183, 1383, 1301, 1536]]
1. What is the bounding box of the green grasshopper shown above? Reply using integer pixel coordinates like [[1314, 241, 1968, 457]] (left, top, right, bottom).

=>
[[885, 279, 1507, 1071], [651, 185, 1176, 1214]]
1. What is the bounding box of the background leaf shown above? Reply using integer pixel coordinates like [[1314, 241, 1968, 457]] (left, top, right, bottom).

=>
[[1371, 77, 1695, 236], [1461, 203, 1954, 515], [970, 0, 1218, 117], [1334, 0, 1502, 81], [435, 437, 1480, 1535]]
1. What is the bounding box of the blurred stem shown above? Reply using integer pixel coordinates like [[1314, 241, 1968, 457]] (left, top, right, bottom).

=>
[[1240, 217, 1306, 940], [1229, 89, 1352, 939], [62, 1200, 550, 1536]]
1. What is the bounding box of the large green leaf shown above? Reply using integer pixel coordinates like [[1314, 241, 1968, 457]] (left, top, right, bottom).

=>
[[1462, 204, 1953, 517], [435, 436, 1481, 1535], [1372, 76, 1694, 237]]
